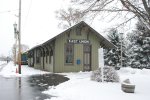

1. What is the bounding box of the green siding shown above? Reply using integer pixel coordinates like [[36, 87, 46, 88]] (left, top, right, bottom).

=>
[[54, 27, 100, 73], [43, 56, 53, 72], [89, 32, 100, 70], [54, 34, 65, 72], [28, 47, 54, 72]]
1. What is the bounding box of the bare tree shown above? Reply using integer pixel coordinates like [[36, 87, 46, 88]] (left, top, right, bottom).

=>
[[68, 0, 150, 30], [56, 7, 84, 29], [0, 54, 6, 61]]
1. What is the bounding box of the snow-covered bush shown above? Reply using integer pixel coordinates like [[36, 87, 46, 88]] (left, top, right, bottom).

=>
[[91, 66, 120, 82]]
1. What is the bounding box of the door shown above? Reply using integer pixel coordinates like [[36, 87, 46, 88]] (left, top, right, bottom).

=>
[[83, 44, 91, 71]]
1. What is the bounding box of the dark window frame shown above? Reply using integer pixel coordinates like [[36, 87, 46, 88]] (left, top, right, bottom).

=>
[[64, 43, 74, 65], [76, 27, 81, 36]]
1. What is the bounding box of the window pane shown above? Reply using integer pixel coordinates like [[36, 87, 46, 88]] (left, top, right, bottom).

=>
[[76, 27, 81, 35], [84, 45, 90, 52], [65, 44, 74, 64], [66, 55, 73, 63]]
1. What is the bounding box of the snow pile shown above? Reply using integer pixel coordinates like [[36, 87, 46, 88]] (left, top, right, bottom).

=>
[[43, 68, 150, 100], [0, 62, 50, 77], [91, 66, 119, 82], [118, 67, 137, 74], [44, 78, 120, 100], [118, 67, 150, 76]]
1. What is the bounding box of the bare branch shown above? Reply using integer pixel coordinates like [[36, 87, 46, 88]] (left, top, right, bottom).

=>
[[55, 7, 84, 29], [90, 9, 129, 12], [57, 0, 150, 30], [115, 15, 136, 29], [142, 0, 150, 15]]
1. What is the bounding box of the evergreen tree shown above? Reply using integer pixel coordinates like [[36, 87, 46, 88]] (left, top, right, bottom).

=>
[[104, 28, 127, 69], [127, 21, 150, 69]]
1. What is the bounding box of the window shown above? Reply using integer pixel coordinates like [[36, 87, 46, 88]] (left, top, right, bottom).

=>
[[36, 49, 41, 63], [84, 45, 91, 53], [76, 27, 81, 35], [65, 44, 74, 64]]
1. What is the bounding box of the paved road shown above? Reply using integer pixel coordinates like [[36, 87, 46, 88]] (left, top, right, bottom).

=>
[[0, 72, 69, 100]]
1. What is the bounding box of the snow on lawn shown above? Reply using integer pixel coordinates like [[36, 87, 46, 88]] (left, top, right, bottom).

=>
[[0, 61, 50, 77], [43, 68, 150, 100]]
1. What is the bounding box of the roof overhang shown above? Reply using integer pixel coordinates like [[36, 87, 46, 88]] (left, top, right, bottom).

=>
[[28, 21, 116, 52]]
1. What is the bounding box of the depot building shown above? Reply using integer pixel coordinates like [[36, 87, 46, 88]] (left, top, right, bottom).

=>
[[27, 21, 115, 73]]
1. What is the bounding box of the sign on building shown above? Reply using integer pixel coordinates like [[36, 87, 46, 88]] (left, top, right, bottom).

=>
[[68, 39, 90, 44]]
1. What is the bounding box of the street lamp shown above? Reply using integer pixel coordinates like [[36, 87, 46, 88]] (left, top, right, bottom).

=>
[[13, 22, 21, 74], [13, 23, 18, 66], [13, 23, 19, 39], [13, 23, 17, 33], [120, 33, 124, 68]]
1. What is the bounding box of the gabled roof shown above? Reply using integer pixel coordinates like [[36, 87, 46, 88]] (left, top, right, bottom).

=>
[[29, 21, 116, 51]]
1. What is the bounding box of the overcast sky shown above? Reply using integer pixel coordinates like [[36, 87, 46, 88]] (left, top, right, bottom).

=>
[[0, 0, 136, 57], [0, 0, 70, 56]]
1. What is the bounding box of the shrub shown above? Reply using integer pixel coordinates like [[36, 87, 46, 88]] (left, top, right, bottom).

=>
[[91, 66, 120, 82]]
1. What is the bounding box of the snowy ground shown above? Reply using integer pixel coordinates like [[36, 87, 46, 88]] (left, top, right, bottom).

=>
[[0, 61, 6, 65], [0, 61, 150, 100], [43, 68, 150, 100], [0, 61, 7, 71], [0, 61, 50, 77]]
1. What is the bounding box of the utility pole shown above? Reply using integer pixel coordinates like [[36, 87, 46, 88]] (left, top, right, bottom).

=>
[[13, 22, 18, 66], [18, 0, 22, 74]]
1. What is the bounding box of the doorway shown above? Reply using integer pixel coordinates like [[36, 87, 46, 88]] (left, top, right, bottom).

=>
[[83, 44, 91, 71]]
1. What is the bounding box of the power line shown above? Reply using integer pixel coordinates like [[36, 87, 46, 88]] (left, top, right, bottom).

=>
[[0, 9, 18, 14], [24, 0, 32, 28]]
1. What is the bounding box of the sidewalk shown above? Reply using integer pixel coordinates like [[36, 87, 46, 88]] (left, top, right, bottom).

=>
[[0, 61, 50, 77]]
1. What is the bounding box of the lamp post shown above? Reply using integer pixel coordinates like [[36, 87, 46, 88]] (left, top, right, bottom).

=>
[[13, 22, 21, 74], [13, 23, 18, 66], [120, 33, 124, 68]]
